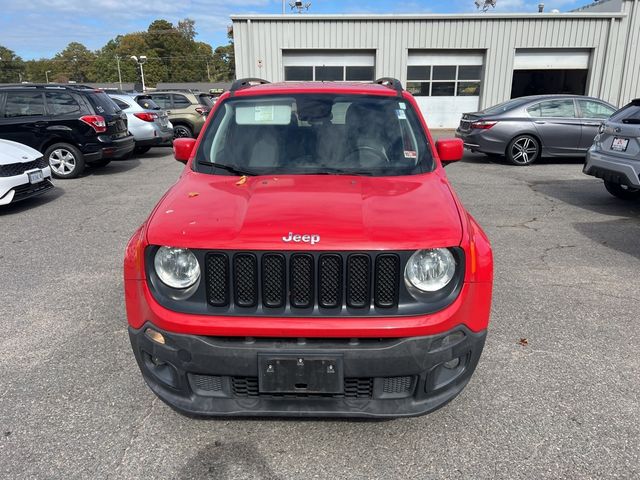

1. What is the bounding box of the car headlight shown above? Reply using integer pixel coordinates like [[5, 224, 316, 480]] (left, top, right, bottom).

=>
[[154, 246, 200, 289], [405, 248, 457, 292]]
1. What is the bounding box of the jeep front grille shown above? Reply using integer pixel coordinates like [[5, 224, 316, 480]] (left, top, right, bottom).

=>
[[204, 251, 400, 312]]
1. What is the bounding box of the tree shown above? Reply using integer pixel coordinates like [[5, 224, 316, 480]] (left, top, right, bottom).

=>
[[52, 42, 97, 82], [210, 30, 235, 81], [0, 45, 25, 83]]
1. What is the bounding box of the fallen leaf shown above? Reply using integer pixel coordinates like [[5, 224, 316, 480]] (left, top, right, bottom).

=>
[[518, 338, 528, 346], [236, 175, 248, 186], [188, 192, 199, 198]]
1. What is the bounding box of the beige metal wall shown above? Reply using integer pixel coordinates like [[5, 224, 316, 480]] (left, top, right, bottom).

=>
[[232, 1, 640, 109]]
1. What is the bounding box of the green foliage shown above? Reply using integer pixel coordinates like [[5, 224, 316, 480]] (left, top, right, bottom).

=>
[[1, 18, 235, 86]]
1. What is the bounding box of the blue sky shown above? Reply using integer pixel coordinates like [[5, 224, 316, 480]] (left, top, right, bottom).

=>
[[0, 0, 586, 60]]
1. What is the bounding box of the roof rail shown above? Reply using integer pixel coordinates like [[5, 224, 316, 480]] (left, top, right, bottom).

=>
[[229, 77, 270, 95], [0, 83, 95, 90], [374, 77, 403, 95]]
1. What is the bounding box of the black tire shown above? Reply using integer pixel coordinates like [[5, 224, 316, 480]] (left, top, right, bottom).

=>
[[88, 159, 111, 168], [506, 135, 540, 166], [604, 181, 640, 201], [134, 146, 151, 155], [44, 143, 85, 179], [173, 124, 193, 139]]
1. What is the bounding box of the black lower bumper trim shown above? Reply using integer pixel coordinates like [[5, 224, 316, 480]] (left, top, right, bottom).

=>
[[129, 324, 487, 418]]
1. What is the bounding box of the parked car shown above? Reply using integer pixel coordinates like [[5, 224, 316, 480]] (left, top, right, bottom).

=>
[[0, 139, 53, 205], [144, 91, 211, 139], [108, 93, 173, 154], [0, 84, 135, 178], [583, 98, 640, 200], [455, 95, 617, 165], [124, 78, 494, 418]]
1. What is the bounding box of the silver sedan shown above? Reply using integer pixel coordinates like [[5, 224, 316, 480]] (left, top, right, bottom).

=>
[[455, 95, 617, 165]]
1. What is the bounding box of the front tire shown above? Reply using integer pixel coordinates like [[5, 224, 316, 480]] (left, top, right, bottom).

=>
[[45, 143, 85, 179], [604, 181, 640, 200], [507, 135, 540, 166], [173, 124, 193, 139]]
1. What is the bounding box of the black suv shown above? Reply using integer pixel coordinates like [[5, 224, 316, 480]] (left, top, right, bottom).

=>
[[0, 84, 135, 178]]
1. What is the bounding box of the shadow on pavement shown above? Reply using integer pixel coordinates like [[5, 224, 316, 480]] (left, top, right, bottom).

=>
[[573, 218, 640, 259], [0, 187, 64, 216], [86, 158, 142, 176]]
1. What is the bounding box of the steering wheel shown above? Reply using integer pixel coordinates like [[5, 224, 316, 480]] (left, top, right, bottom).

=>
[[344, 146, 390, 166]]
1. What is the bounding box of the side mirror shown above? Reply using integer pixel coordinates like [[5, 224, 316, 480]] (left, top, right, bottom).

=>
[[173, 138, 197, 164], [436, 138, 464, 166]]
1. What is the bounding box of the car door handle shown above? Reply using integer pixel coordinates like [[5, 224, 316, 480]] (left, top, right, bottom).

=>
[[534, 121, 546, 124], [583, 122, 601, 126]]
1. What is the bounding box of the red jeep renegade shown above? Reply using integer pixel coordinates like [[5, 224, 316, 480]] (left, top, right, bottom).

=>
[[124, 78, 493, 418]]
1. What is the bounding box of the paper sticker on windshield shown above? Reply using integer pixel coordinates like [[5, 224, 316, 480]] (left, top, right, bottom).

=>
[[396, 109, 407, 120], [255, 105, 274, 122], [404, 150, 417, 159], [398, 102, 407, 110]]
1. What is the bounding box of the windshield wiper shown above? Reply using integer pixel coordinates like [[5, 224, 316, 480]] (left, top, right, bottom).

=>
[[299, 168, 372, 176], [197, 160, 258, 176]]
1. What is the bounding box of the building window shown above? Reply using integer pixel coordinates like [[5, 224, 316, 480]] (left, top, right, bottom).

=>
[[285, 66, 313, 81], [345, 66, 375, 81], [284, 65, 375, 82], [407, 65, 482, 97]]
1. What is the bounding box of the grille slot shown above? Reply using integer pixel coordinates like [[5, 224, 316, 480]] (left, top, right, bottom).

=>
[[234, 254, 258, 307], [374, 254, 400, 308], [382, 376, 413, 394], [190, 374, 223, 392], [318, 254, 342, 308], [232, 376, 373, 399], [0, 157, 48, 177], [346, 254, 370, 308], [290, 254, 314, 308], [205, 253, 229, 306], [262, 254, 286, 308]]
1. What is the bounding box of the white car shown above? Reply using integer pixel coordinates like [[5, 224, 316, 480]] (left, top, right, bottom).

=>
[[0, 139, 53, 206]]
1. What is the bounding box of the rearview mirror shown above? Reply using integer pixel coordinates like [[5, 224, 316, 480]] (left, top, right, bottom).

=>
[[436, 138, 464, 165], [173, 138, 197, 164]]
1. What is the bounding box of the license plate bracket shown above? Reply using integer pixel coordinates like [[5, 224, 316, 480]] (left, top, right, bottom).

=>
[[27, 169, 44, 184], [258, 354, 344, 394], [611, 137, 629, 152]]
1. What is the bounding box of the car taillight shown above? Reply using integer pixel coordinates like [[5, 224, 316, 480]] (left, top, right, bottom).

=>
[[80, 115, 107, 133], [134, 112, 158, 122], [195, 105, 209, 115], [471, 121, 497, 130]]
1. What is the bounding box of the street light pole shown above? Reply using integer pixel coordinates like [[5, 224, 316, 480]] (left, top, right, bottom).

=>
[[116, 56, 123, 90], [130, 55, 147, 92], [45, 70, 51, 83]]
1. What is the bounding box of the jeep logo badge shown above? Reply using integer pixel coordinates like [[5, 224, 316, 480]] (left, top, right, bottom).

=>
[[282, 232, 320, 245]]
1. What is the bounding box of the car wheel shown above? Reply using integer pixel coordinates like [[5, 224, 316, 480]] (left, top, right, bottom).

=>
[[134, 146, 151, 155], [88, 159, 111, 168], [173, 125, 193, 139], [45, 143, 85, 179], [604, 181, 640, 200], [507, 135, 540, 166]]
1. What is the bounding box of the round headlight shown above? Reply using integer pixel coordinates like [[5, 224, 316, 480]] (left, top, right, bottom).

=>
[[154, 246, 200, 289], [405, 248, 456, 292]]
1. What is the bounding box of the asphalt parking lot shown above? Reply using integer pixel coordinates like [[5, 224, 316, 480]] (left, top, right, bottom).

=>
[[1, 140, 639, 480]]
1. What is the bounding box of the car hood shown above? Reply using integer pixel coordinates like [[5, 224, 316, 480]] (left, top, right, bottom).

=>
[[0, 140, 42, 165], [146, 171, 463, 250]]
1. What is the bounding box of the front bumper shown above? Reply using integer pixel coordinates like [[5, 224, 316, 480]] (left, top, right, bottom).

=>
[[583, 147, 640, 188], [129, 323, 486, 418], [0, 168, 53, 205]]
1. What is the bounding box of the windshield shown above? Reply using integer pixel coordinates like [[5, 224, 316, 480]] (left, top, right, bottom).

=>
[[194, 94, 433, 176], [135, 95, 162, 110]]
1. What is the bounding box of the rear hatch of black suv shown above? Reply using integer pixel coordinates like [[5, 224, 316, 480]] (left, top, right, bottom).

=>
[[82, 90, 134, 160]]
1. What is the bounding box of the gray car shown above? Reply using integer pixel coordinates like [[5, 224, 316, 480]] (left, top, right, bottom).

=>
[[455, 95, 617, 166], [108, 94, 173, 154], [583, 98, 640, 200]]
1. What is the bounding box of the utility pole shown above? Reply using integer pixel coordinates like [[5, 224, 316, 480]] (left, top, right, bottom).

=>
[[116, 55, 123, 90], [282, 0, 285, 13], [206, 61, 211, 82]]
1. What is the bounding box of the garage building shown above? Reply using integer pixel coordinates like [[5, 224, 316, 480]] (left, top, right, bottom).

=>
[[231, 0, 640, 128]]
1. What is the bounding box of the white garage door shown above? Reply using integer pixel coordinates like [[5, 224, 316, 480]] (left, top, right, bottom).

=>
[[407, 51, 484, 129], [283, 50, 375, 82], [513, 49, 591, 70]]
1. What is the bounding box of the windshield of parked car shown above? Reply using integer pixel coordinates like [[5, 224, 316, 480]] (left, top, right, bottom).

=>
[[195, 94, 433, 176], [135, 96, 162, 110]]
